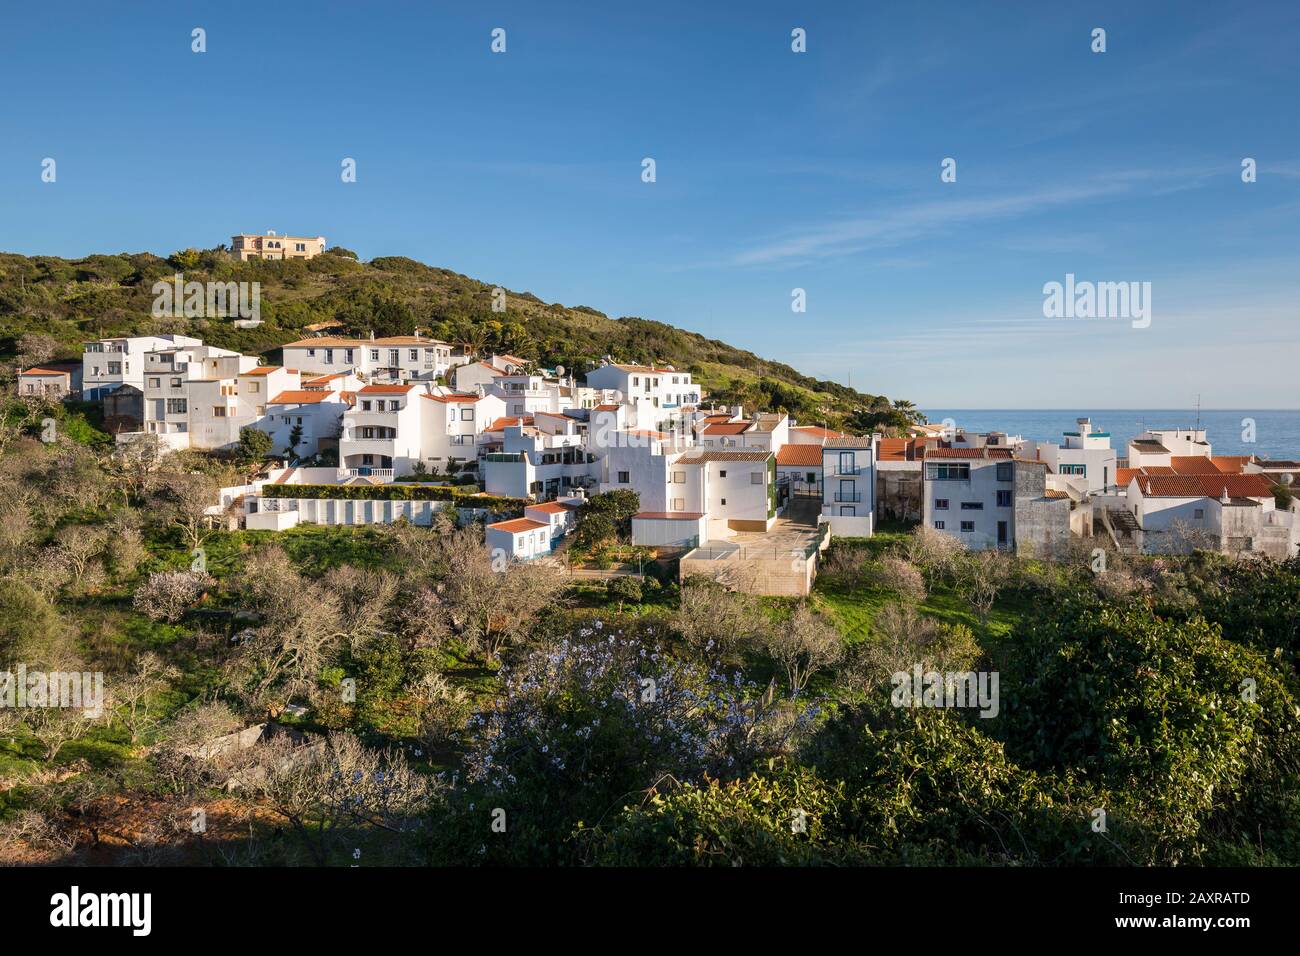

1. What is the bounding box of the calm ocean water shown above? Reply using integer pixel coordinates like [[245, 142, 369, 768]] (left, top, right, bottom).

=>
[[922, 410, 1300, 459]]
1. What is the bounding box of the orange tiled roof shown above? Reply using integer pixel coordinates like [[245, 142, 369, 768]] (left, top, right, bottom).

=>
[[927, 447, 1013, 459], [1211, 456, 1250, 473], [776, 444, 824, 466], [358, 383, 415, 395], [526, 502, 572, 514], [19, 367, 67, 376], [487, 517, 550, 534], [422, 392, 482, 403], [268, 390, 335, 405], [243, 366, 281, 376], [487, 416, 533, 431], [1136, 474, 1274, 499], [593, 404, 621, 412], [1169, 455, 1227, 475], [703, 422, 751, 436], [790, 425, 846, 439]]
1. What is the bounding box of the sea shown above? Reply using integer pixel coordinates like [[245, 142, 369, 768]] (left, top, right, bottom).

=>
[[922, 409, 1300, 459]]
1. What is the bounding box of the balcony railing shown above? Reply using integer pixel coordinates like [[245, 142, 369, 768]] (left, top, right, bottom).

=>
[[833, 492, 863, 503], [342, 467, 394, 482], [485, 452, 525, 463]]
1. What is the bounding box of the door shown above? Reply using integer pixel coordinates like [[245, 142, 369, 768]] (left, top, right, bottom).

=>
[[997, 521, 1008, 546]]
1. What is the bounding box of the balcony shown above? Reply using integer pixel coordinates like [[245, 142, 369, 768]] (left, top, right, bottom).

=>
[[485, 452, 525, 463], [833, 492, 863, 503], [342, 467, 394, 482]]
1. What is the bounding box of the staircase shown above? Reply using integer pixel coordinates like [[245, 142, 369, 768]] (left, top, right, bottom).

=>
[[1101, 507, 1141, 553]]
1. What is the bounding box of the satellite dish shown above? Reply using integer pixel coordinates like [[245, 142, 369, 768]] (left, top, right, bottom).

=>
[[1281, 473, 1294, 486], [611, 389, 624, 403], [555, 365, 566, 377]]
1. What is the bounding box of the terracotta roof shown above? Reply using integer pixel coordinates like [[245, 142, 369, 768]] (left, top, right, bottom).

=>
[[1130, 439, 1170, 453], [304, 372, 347, 383], [633, 512, 706, 520], [496, 354, 529, 366], [268, 390, 335, 405], [676, 450, 772, 463], [243, 366, 281, 376], [422, 392, 482, 403], [475, 361, 508, 375], [1135, 474, 1275, 499], [1169, 455, 1227, 475], [701, 414, 735, 423], [703, 422, 751, 436], [1043, 489, 1071, 499], [487, 416, 533, 431], [878, 437, 927, 462], [776, 444, 825, 466], [592, 404, 621, 412], [526, 502, 572, 514], [19, 367, 68, 376], [1210, 456, 1250, 473], [358, 383, 415, 395], [791, 425, 846, 439], [486, 517, 550, 534], [926, 447, 1012, 459]]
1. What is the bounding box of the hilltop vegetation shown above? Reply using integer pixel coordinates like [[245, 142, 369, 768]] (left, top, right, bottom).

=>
[[0, 247, 917, 432]]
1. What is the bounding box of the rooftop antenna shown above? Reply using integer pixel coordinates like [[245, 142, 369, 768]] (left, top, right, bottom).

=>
[[1194, 393, 1202, 430]]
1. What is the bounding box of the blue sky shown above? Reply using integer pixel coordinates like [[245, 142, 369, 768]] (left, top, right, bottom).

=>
[[2, 0, 1298, 408]]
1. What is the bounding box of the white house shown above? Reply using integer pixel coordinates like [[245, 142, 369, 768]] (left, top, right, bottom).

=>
[[339, 383, 425, 478], [821, 437, 875, 537], [280, 334, 454, 381], [1022, 418, 1118, 495], [83, 334, 202, 400], [584, 361, 700, 430]]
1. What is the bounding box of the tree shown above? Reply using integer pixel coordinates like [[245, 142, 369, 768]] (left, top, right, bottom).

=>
[[581, 489, 640, 541], [150, 469, 220, 550], [763, 603, 844, 693], [952, 550, 1012, 622], [238, 426, 273, 462], [132, 570, 212, 623], [285, 423, 304, 459]]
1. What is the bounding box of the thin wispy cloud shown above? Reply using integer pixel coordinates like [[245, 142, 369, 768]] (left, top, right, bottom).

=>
[[730, 171, 1215, 267]]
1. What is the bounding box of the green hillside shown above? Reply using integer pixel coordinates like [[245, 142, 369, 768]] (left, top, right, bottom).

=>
[[0, 247, 918, 432]]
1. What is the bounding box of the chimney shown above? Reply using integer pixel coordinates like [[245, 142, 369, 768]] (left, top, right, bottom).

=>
[[369, 330, 375, 341], [1220, 486, 1230, 504]]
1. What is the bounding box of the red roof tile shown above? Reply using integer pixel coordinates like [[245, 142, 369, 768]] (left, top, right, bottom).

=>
[[486, 517, 550, 534], [268, 390, 335, 405], [358, 383, 415, 395], [1136, 474, 1275, 499], [776, 444, 824, 466]]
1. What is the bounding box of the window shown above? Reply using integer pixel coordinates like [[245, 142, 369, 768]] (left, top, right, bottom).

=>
[[996, 490, 1012, 507], [307, 349, 316, 357], [149, 377, 160, 388], [996, 462, 1014, 481], [671, 498, 685, 511], [1194, 508, 1205, 519], [935, 498, 949, 510], [344, 349, 354, 363], [632, 377, 639, 387], [961, 502, 984, 510], [960, 521, 975, 532], [212, 407, 226, 417], [933, 520, 946, 530], [671, 471, 685, 483], [460, 408, 474, 421], [361, 400, 371, 411], [618, 471, 630, 483], [751, 472, 764, 484], [721, 498, 727, 506], [719, 470, 727, 478], [171, 377, 182, 387], [806, 472, 816, 484], [108, 362, 121, 375], [325, 349, 334, 364], [248, 382, 260, 393], [927, 463, 971, 480], [370, 349, 380, 362], [839, 451, 855, 474], [409, 350, 419, 361], [1059, 463, 1086, 476], [166, 399, 187, 414]]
